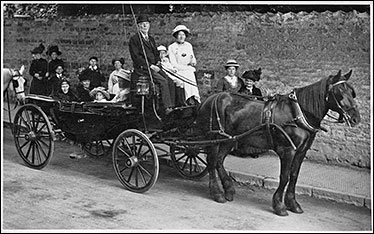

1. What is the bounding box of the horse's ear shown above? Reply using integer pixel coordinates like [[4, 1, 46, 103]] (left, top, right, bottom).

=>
[[344, 69, 352, 80], [331, 70, 342, 84]]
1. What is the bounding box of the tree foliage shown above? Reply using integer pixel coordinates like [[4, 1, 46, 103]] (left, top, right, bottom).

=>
[[3, 3, 369, 19]]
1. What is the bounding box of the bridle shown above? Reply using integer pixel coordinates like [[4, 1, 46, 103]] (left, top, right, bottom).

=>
[[325, 80, 354, 127]]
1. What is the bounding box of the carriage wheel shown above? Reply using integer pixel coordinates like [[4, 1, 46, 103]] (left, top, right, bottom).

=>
[[112, 129, 159, 193], [13, 104, 55, 169], [170, 144, 208, 179], [82, 139, 112, 157]]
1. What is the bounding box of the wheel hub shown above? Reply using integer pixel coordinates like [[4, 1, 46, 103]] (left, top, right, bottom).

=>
[[25, 131, 37, 141], [125, 156, 139, 167]]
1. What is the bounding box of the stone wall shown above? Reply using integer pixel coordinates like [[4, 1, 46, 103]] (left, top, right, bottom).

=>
[[3, 10, 371, 168]]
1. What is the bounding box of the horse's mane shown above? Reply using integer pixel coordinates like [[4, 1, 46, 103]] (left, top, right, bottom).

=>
[[295, 77, 329, 120]]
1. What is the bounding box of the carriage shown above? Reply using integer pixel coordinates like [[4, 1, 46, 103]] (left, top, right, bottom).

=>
[[11, 75, 210, 193], [7, 65, 361, 216]]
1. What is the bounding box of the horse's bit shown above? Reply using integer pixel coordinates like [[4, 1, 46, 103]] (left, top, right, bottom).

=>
[[326, 80, 353, 127]]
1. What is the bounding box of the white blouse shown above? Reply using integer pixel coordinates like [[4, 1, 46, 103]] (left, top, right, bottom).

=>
[[168, 41, 196, 72]]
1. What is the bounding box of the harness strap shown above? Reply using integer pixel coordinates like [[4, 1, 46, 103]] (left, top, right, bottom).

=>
[[288, 90, 327, 132], [209, 93, 233, 138]]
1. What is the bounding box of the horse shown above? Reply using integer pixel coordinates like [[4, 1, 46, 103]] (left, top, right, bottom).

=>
[[3, 65, 26, 103], [194, 70, 360, 216]]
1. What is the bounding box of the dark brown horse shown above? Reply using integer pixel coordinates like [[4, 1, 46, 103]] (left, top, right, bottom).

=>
[[195, 70, 360, 216]]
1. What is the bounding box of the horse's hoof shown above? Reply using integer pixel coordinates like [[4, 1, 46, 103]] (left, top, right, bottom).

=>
[[287, 205, 304, 214], [212, 194, 227, 203], [273, 208, 289, 216], [285, 200, 304, 214], [225, 193, 234, 202]]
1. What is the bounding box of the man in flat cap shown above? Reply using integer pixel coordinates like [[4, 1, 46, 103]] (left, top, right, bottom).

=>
[[129, 14, 175, 115]]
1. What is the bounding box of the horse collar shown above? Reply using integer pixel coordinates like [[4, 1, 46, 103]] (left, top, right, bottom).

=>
[[289, 90, 326, 133]]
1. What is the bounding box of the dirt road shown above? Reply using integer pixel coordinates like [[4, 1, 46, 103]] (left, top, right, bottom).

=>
[[2, 126, 371, 231]]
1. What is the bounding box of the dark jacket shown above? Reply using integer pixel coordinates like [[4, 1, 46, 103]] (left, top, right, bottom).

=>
[[46, 74, 65, 96], [214, 77, 245, 93], [76, 84, 93, 102], [53, 89, 79, 102], [29, 58, 48, 95], [129, 32, 160, 75], [238, 85, 262, 96], [78, 67, 106, 89]]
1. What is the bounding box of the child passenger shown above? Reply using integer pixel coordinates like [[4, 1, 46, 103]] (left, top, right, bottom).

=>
[[90, 87, 110, 102]]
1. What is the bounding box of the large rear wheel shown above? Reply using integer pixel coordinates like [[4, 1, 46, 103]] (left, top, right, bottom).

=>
[[13, 104, 55, 169], [112, 129, 159, 193]]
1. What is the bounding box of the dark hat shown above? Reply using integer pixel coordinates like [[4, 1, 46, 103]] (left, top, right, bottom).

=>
[[89, 56, 98, 62], [78, 72, 91, 82], [112, 57, 125, 66], [54, 63, 64, 71], [31, 43, 45, 54], [46, 45, 62, 56], [224, 59, 239, 69], [137, 14, 150, 24], [242, 68, 262, 82]]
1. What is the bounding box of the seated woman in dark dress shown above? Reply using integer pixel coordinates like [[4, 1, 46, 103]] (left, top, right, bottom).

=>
[[53, 79, 79, 102]]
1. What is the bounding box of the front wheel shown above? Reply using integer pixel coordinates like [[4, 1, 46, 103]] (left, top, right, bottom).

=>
[[13, 104, 55, 169], [170, 144, 208, 180], [112, 129, 159, 193]]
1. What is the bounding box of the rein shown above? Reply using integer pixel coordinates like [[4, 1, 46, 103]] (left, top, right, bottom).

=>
[[327, 80, 352, 127]]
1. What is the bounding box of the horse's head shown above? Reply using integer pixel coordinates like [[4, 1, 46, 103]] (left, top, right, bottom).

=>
[[326, 70, 360, 127], [11, 65, 27, 103]]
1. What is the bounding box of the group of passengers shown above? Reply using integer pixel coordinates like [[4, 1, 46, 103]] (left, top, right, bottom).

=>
[[28, 14, 263, 113]]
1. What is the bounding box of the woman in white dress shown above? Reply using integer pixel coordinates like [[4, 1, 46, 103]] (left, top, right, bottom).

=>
[[108, 58, 129, 95], [168, 25, 201, 103]]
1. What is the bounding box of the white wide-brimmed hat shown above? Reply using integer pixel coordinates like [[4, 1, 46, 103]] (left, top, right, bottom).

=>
[[157, 45, 167, 51], [224, 59, 240, 69], [90, 87, 110, 100], [172, 25, 191, 37]]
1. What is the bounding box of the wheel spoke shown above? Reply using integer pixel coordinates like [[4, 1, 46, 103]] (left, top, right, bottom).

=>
[[137, 167, 147, 185], [19, 140, 30, 150], [35, 140, 48, 160], [176, 153, 188, 163], [117, 145, 131, 158], [195, 154, 208, 166], [138, 163, 152, 178], [25, 141, 33, 159]]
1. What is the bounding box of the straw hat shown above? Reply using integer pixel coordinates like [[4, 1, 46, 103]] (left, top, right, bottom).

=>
[[90, 87, 110, 100], [172, 25, 191, 37], [224, 59, 239, 69]]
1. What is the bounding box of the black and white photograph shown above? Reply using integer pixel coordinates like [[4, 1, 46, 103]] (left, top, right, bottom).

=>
[[1, 1, 372, 232]]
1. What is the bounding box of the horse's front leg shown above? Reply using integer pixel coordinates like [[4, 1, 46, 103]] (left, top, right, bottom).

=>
[[216, 143, 236, 201], [273, 146, 295, 216], [207, 145, 226, 203], [284, 151, 305, 214]]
